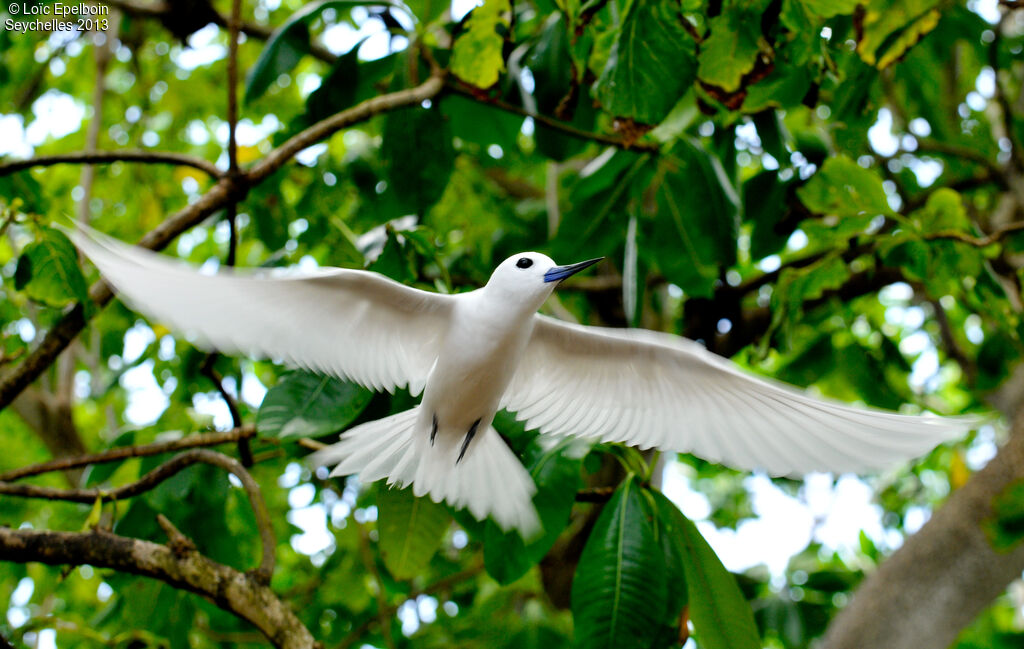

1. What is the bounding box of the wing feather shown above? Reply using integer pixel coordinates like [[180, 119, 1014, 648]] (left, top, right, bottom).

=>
[[71, 224, 453, 393], [504, 315, 981, 476]]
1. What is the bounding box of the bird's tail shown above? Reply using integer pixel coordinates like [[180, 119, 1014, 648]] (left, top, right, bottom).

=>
[[310, 407, 540, 538]]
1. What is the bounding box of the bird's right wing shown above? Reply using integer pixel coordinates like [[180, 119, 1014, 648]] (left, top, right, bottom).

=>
[[71, 224, 454, 394], [501, 315, 980, 476]]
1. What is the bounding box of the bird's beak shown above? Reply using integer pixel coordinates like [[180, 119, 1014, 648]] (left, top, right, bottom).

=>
[[544, 257, 604, 283]]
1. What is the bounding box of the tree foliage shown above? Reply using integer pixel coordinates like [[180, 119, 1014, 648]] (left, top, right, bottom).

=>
[[1, 0, 1024, 648]]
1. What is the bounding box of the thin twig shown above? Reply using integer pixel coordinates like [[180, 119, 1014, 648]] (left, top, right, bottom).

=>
[[575, 485, 616, 502], [922, 221, 1024, 248], [930, 298, 977, 386], [0, 151, 222, 179], [0, 448, 275, 583], [446, 80, 659, 153], [156, 513, 197, 555], [200, 354, 251, 465], [0, 426, 255, 482]]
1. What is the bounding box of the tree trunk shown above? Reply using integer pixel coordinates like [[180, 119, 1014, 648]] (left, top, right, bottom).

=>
[[820, 411, 1024, 649]]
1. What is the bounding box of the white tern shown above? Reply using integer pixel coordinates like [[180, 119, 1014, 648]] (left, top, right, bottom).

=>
[[70, 224, 979, 536]]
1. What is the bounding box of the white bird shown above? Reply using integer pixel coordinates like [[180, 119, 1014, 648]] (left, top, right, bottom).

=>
[[70, 224, 979, 536]]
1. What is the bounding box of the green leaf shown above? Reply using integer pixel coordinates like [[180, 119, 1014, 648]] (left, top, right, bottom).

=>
[[483, 438, 584, 584], [801, 0, 859, 17], [643, 140, 739, 297], [648, 491, 689, 647], [697, 11, 763, 93], [553, 149, 648, 260], [257, 370, 372, 439], [592, 0, 696, 124], [529, 15, 596, 160], [15, 226, 89, 307], [770, 254, 850, 346], [376, 484, 452, 579], [381, 106, 456, 214], [571, 476, 668, 649], [304, 46, 360, 123], [745, 169, 797, 259], [650, 490, 761, 649], [857, 0, 942, 69], [450, 0, 511, 88], [797, 155, 894, 218], [912, 187, 968, 234], [245, 0, 387, 103]]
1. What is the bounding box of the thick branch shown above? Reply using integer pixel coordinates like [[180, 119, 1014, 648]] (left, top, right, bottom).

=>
[[0, 151, 222, 178], [0, 527, 314, 649], [0, 449, 275, 583], [820, 412, 1024, 649]]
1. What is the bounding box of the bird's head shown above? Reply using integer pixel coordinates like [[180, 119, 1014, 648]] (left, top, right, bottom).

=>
[[486, 252, 603, 310]]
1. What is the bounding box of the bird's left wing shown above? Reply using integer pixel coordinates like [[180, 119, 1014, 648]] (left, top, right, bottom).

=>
[[501, 315, 979, 476], [71, 225, 454, 394]]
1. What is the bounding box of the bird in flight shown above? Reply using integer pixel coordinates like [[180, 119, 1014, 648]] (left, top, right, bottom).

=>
[[71, 224, 978, 536]]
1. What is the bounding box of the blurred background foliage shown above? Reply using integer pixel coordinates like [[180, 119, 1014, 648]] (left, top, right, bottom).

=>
[[1, 0, 1024, 647]]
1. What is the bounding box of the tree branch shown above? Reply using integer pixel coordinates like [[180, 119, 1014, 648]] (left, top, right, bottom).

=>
[[0, 151, 223, 179], [445, 80, 659, 153], [0, 526, 315, 649], [248, 73, 445, 184], [0, 426, 255, 482], [820, 410, 1024, 649], [0, 448, 275, 583]]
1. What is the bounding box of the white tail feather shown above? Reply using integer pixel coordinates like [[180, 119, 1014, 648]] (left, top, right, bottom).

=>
[[311, 407, 541, 537]]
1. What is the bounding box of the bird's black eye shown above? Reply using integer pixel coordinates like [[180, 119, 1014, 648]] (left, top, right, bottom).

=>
[[516, 257, 533, 269]]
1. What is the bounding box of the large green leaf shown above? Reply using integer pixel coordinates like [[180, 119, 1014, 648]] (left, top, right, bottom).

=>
[[528, 15, 596, 161], [376, 484, 452, 579], [449, 0, 511, 88], [381, 106, 456, 214], [796, 155, 894, 218], [483, 438, 584, 584], [592, 0, 697, 124], [744, 169, 797, 259], [257, 370, 373, 438], [650, 490, 761, 649], [303, 46, 360, 123], [643, 140, 739, 297], [857, 0, 942, 69], [15, 225, 89, 307], [245, 0, 390, 103], [571, 476, 668, 649], [697, 10, 764, 93], [911, 187, 969, 234], [770, 254, 851, 345]]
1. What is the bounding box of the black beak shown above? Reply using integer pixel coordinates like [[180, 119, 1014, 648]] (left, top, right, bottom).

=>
[[543, 257, 603, 283]]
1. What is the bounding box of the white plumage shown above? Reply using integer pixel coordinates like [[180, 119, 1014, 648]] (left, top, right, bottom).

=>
[[70, 224, 979, 536]]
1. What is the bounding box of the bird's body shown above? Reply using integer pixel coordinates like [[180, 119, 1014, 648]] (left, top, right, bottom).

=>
[[69, 223, 982, 537], [424, 287, 536, 443]]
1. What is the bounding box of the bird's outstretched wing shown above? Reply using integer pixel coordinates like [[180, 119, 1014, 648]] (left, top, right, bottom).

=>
[[71, 224, 454, 394], [502, 315, 980, 476]]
